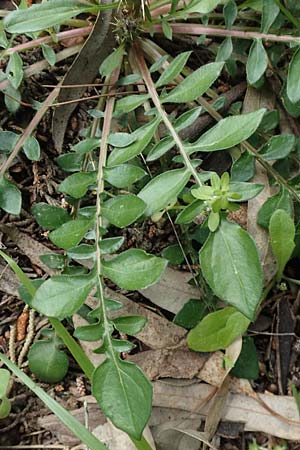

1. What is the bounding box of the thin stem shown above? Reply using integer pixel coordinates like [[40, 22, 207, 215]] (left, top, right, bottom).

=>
[[0, 84, 61, 177], [198, 96, 300, 204], [148, 23, 300, 43], [273, 0, 300, 31], [133, 42, 202, 187]]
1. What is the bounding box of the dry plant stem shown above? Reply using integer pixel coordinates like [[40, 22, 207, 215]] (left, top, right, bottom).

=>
[[0, 45, 81, 91], [150, 23, 300, 43], [0, 83, 61, 177], [4, 26, 92, 56], [133, 42, 202, 187], [198, 96, 300, 204]]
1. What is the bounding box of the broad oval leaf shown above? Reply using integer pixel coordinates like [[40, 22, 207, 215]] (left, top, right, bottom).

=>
[[102, 194, 146, 227], [187, 307, 250, 352], [138, 167, 191, 216], [103, 164, 147, 188], [259, 134, 295, 161], [49, 219, 92, 250], [228, 182, 264, 201], [155, 51, 192, 88], [113, 316, 147, 335], [246, 39, 268, 85], [28, 340, 69, 383], [67, 244, 96, 260], [59, 172, 97, 199], [31, 273, 95, 318], [287, 47, 300, 104], [188, 109, 266, 153], [0, 176, 21, 215], [257, 187, 292, 229], [200, 219, 263, 320], [163, 62, 224, 103], [107, 118, 160, 166], [4, 0, 97, 33], [32, 203, 70, 230], [261, 0, 280, 33], [23, 136, 40, 161], [102, 249, 167, 290], [269, 209, 295, 281], [92, 357, 152, 439]]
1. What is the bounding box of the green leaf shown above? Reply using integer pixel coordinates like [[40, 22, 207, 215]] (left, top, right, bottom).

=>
[[147, 137, 174, 161], [187, 307, 250, 352], [224, 0, 237, 28], [175, 199, 205, 224], [186, 0, 221, 14], [39, 253, 65, 270], [103, 164, 147, 188], [228, 182, 264, 201], [6, 53, 23, 89], [102, 194, 146, 227], [161, 244, 184, 265], [4, 0, 97, 33], [149, 55, 169, 73], [163, 62, 224, 103], [230, 336, 259, 380], [67, 244, 96, 260], [0, 353, 108, 450], [31, 273, 95, 318], [113, 316, 147, 335], [31, 203, 70, 230], [287, 47, 300, 104], [155, 51, 192, 88], [28, 339, 69, 383], [0, 369, 10, 399], [269, 209, 295, 281], [4, 84, 21, 114], [59, 172, 97, 199], [200, 219, 263, 320], [99, 45, 125, 78], [138, 167, 192, 216], [74, 323, 104, 341], [92, 357, 152, 439], [231, 152, 255, 182], [261, 0, 280, 33], [246, 39, 268, 85], [259, 134, 295, 160], [174, 299, 207, 329], [108, 132, 137, 147], [0, 131, 19, 152], [188, 109, 265, 153], [257, 188, 292, 229], [162, 19, 173, 40], [23, 136, 40, 161], [115, 94, 150, 114], [72, 138, 100, 154], [102, 249, 167, 290], [0, 176, 21, 215], [41, 44, 56, 66], [99, 237, 124, 254], [107, 118, 160, 166], [49, 219, 92, 250], [216, 37, 233, 62], [57, 153, 84, 172]]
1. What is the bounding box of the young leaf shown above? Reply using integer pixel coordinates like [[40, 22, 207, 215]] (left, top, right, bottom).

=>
[[138, 167, 192, 216], [200, 219, 263, 320], [257, 188, 292, 229], [187, 307, 250, 352], [162, 62, 224, 103], [0, 176, 21, 215], [246, 39, 268, 85], [31, 203, 70, 230], [102, 194, 146, 227], [113, 316, 147, 335], [103, 164, 147, 188], [102, 249, 167, 290], [92, 357, 152, 439], [41, 44, 56, 66], [31, 273, 95, 318], [28, 340, 69, 383], [259, 134, 295, 160], [99, 45, 125, 78], [49, 219, 92, 250], [162, 20, 173, 40], [188, 109, 265, 153], [155, 51, 192, 88], [107, 118, 160, 166], [261, 0, 280, 33], [59, 172, 97, 199], [269, 209, 295, 281], [4, 0, 97, 33], [287, 47, 300, 104], [23, 136, 40, 161]]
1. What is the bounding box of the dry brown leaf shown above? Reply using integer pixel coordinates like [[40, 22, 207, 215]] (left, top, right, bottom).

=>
[[140, 267, 201, 314]]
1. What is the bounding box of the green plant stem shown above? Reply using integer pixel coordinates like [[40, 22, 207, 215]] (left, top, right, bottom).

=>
[[131, 436, 154, 450], [272, 0, 300, 31], [133, 42, 202, 187], [198, 96, 300, 204]]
